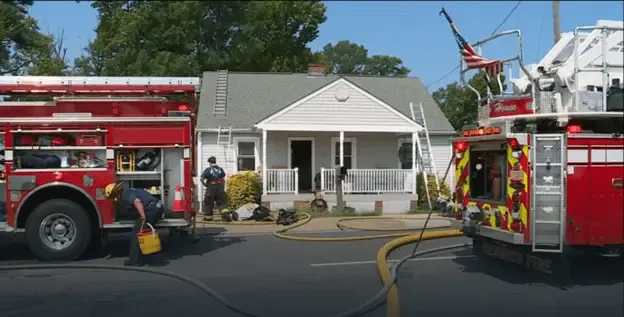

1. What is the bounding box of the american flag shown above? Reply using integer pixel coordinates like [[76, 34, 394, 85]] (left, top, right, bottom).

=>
[[448, 19, 503, 77]]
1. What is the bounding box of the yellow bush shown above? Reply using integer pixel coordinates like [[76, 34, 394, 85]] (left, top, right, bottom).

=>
[[416, 172, 451, 207], [226, 171, 262, 210]]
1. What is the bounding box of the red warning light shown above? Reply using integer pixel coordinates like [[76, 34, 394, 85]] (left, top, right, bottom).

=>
[[455, 142, 467, 152], [178, 104, 189, 111], [566, 125, 582, 133], [508, 138, 520, 150]]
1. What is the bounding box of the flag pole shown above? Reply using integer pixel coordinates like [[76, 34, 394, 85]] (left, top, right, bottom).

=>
[[553, 0, 561, 44]]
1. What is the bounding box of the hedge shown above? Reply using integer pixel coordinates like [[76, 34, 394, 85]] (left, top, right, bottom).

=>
[[226, 171, 262, 210], [416, 172, 451, 207]]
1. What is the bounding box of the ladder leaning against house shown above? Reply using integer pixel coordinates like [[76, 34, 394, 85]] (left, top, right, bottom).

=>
[[410, 102, 441, 209]]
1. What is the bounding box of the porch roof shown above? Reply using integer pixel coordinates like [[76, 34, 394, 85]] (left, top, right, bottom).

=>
[[197, 72, 456, 135]]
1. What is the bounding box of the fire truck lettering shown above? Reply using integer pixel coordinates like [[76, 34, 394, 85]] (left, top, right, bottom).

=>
[[525, 255, 552, 274], [482, 242, 524, 264], [493, 102, 517, 112]]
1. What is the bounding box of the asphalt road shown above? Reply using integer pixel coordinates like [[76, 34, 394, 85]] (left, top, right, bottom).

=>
[[0, 231, 622, 317]]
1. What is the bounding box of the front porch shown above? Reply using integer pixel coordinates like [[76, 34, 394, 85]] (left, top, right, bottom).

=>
[[256, 129, 422, 204], [264, 167, 416, 194]]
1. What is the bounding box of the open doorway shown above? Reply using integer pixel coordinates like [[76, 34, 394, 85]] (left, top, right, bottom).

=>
[[289, 138, 314, 192]]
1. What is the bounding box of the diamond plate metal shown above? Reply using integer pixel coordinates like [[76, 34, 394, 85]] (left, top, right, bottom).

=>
[[535, 91, 556, 113], [535, 139, 563, 163], [534, 167, 562, 186], [533, 223, 561, 245], [576, 91, 604, 112]]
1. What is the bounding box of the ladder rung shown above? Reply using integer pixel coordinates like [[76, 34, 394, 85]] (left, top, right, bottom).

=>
[[535, 220, 561, 225]]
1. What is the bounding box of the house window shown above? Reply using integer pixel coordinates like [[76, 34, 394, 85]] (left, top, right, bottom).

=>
[[331, 138, 356, 169], [235, 139, 257, 171], [398, 142, 417, 169]]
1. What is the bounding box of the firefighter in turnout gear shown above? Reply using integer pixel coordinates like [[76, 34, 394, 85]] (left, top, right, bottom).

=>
[[201, 156, 226, 221], [105, 182, 164, 266]]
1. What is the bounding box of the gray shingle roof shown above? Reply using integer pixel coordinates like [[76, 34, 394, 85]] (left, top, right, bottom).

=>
[[197, 71, 455, 134]]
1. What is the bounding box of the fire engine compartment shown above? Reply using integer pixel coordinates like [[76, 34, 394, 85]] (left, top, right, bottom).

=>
[[467, 142, 508, 204], [0, 123, 191, 226]]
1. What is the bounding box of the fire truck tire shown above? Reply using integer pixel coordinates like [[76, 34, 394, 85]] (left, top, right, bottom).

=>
[[25, 199, 92, 261]]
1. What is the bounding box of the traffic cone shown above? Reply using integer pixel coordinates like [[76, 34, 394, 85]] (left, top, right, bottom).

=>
[[172, 184, 185, 212]]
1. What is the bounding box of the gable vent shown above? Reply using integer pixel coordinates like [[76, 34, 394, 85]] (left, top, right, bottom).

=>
[[213, 69, 228, 116]]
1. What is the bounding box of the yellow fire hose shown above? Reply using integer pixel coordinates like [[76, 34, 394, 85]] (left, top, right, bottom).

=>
[[203, 212, 465, 317], [0, 212, 467, 317]]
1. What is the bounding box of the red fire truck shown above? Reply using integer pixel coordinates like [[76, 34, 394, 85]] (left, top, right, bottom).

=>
[[448, 21, 624, 276], [0, 76, 200, 261]]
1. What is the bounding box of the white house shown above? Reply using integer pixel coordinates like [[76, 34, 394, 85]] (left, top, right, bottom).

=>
[[196, 67, 457, 214]]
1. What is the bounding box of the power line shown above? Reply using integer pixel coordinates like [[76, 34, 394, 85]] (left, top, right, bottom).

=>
[[425, 1, 522, 90]]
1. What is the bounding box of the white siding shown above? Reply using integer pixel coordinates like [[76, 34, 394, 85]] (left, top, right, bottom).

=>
[[430, 135, 454, 189], [196, 131, 454, 210], [263, 80, 416, 129]]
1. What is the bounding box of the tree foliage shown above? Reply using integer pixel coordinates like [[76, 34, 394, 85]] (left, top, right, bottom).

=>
[[432, 73, 507, 131], [322, 40, 410, 76], [0, 1, 65, 75], [5, 1, 411, 79]]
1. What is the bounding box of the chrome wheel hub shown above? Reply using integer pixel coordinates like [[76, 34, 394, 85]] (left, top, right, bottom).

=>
[[39, 213, 77, 250]]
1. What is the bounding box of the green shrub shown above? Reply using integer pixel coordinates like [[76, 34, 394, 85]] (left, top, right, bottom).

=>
[[226, 171, 261, 210], [416, 172, 451, 207]]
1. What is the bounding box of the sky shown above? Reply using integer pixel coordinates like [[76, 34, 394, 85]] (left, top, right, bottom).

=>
[[30, 1, 624, 91]]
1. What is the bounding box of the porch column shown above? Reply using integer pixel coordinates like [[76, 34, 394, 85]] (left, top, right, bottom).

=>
[[411, 132, 417, 194], [339, 131, 345, 166], [262, 129, 268, 195]]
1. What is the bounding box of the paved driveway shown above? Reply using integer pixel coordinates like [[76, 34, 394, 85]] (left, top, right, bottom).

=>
[[0, 232, 622, 317]]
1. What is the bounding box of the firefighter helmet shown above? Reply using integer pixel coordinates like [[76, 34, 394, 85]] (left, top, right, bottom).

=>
[[105, 182, 124, 199]]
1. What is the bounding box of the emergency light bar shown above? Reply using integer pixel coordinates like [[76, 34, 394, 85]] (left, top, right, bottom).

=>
[[462, 126, 502, 137]]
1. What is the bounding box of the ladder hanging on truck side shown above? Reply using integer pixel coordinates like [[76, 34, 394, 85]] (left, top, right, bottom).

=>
[[531, 134, 566, 253], [0, 76, 200, 95], [410, 102, 440, 209]]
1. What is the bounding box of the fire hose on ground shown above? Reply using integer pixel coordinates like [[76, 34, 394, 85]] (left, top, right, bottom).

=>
[[0, 211, 469, 317]]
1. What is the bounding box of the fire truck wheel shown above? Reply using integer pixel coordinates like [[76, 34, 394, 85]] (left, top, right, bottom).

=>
[[25, 199, 92, 261]]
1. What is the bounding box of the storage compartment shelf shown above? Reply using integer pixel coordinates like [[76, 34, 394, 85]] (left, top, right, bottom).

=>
[[14, 146, 106, 150], [116, 171, 161, 180], [13, 168, 108, 172]]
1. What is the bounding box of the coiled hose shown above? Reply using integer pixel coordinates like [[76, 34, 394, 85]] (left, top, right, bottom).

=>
[[0, 211, 468, 317]]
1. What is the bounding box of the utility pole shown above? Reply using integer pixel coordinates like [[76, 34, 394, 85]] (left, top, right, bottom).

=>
[[553, 0, 561, 44]]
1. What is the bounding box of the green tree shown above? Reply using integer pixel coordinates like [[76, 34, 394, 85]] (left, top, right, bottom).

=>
[[0, 0, 59, 75], [321, 40, 410, 76], [432, 73, 506, 131], [74, 1, 327, 76]]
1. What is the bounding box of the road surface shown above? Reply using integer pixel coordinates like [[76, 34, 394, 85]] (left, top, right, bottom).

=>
[[0, 231, 622, 317]]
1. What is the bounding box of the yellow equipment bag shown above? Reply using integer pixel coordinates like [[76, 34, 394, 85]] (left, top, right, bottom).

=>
[[138, 223, 161, 255]]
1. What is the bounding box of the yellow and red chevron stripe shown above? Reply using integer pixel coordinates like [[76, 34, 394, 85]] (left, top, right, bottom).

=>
[[507, 144, 529, 239], [454, 148, 470, 217]]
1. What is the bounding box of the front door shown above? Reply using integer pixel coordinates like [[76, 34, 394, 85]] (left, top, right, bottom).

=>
[[290, 140, 313, 192]]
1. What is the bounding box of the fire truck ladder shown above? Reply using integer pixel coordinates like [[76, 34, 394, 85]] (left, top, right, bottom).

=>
[[0, 76, 200, 92], [531, 134, 566, 253], [410, 102, 440, 209], [215, 126, 233, 172]]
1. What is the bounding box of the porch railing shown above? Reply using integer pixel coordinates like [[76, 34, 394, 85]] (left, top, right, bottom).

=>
[[321, 168, 415, 194], [265, 168, 299, 194]]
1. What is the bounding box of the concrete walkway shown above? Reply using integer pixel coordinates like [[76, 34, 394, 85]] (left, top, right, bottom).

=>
[[197, 214, 452, 236]]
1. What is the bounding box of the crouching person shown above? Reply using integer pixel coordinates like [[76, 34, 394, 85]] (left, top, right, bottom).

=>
[[105, 182, 164, 266]]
